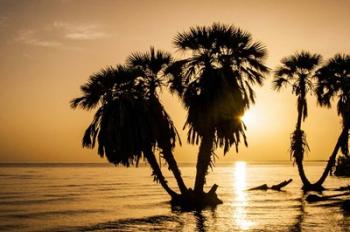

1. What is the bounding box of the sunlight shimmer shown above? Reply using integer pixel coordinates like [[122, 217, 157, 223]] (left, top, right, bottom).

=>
[[233, 161, 254, 230]]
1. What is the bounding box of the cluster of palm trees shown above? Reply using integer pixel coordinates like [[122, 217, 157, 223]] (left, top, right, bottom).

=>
[[71, 22, 350, 207], [71, 49, 187, 199], [274, 53, 350, 191], [71, 23, 268, 207]]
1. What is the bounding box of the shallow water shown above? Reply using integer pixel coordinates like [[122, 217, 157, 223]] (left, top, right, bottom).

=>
[[0, 162, 349, 231]]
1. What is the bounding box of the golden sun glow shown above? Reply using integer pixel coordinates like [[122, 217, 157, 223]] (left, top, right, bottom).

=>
[[241, 111, 254, 125]]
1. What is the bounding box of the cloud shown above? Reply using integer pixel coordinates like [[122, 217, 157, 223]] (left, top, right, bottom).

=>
[[53, 21, 108, 40], [14, 21, 109, 49], [15, 30, 63, 48]]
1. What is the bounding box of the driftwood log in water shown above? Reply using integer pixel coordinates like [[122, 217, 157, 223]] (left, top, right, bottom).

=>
[[333, 185, 350, 191], [248, 179, 293, 191], [306, 192, 350, 203], [306, 192, 350, 212]]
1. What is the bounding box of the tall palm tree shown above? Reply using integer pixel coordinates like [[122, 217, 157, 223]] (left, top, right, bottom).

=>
[[314, 54, 350, 186], [167, 23, 269, 194], [71, 65, 180, 199], [273, 51, 321, 189], [126, 47, 188, 195]]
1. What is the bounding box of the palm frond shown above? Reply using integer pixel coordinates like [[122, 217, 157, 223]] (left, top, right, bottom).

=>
[[272, 76, 289, 91], [290, 129, 310, 163], [315, 54, 350, 117], [127, 47, 173, 97]]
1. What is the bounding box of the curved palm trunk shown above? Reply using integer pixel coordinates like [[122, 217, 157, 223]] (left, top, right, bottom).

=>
[[315, 127, 348, 186], [194, 129, 215, 194], [144, 148, 178, 199], [295, 98, 311, 188], [149, 97, 188, 195], [295, 158, 311, 187], [162, 149, 188, 195]]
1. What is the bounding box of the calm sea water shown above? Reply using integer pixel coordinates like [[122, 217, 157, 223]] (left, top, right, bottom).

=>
[[0, 162, 349, 232]]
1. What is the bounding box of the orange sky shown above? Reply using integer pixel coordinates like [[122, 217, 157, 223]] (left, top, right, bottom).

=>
[[0, 0, 349, 162]]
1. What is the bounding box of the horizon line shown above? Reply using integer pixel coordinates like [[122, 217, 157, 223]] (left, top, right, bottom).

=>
[[0, 160, 328, 165]]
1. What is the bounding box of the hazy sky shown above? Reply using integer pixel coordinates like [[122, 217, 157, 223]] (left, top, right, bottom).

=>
[[0, 0, 349, 163]]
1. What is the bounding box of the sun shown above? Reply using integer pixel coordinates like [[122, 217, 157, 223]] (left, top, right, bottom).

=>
[[241, 111, 254, 125]]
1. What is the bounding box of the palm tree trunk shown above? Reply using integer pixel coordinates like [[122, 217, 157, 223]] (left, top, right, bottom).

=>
[[296, 159, 311, 187], [315, 127, 348, 186], [194, 129, 215, 194], [148, 97, 187, 195], [162, 149, 188, 195], [294, 99, 311, 187], [144, 148, 178, 199], [296, 97, 303, 130]]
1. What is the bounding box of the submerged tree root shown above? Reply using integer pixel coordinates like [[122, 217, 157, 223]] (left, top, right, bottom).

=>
[[248, 179, 293, 191], [171, 184, 223, 210], [343, 200, 350, 212], [333, 185, 350, 191], [301, 184, 325, 192], [306, 192, 350, 203], [306, 192, 350, 212], [302, 184, 350, 192]]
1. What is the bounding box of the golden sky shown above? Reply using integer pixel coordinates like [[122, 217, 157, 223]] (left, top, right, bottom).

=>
[[0, 0, 349, 162]]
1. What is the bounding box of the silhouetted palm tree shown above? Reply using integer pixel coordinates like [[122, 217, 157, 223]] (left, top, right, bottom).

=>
[[273, 51, 321, 189], [126, 47, 188, 195], [71, 65, 180, 199], [167, 23, 269, 194], [314, 54, 350, 186]]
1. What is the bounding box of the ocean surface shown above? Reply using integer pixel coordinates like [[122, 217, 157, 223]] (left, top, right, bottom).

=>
[[0, 162, 349, 232]]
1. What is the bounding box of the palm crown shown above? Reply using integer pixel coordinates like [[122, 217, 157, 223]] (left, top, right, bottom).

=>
[[168, 23, 269, 153], [273, 51, 321, 122], [127, 46, 172, 97], [316, 54, 350, 156], [71, 63, 179, 166]]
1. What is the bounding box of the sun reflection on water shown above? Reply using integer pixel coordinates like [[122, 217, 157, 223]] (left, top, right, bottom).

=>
[[234, 161, 254, 230]]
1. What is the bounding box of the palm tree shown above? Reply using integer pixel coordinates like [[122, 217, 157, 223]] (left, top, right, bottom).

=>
[[314, 54, 350, 186], [167, 23, 269, 195], [273, 51, 321, 190], [126, 47, 188, 195], [71, 65, 180, 199]]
